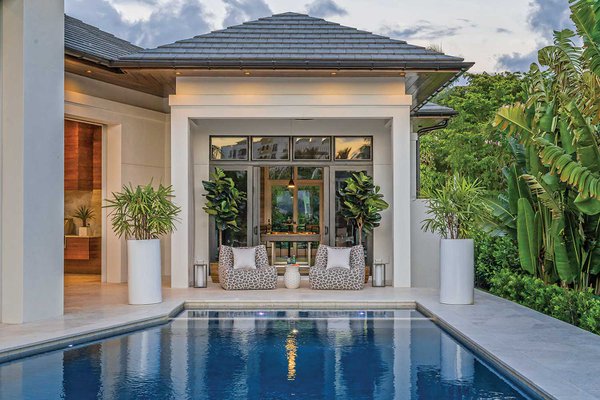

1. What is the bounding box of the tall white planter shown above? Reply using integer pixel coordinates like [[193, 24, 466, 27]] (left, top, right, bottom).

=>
[[440, 239, 474, 305], [127, 239, 162, 305]]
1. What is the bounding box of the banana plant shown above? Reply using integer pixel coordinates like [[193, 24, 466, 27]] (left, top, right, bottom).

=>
[[489, 0, 600, 293]]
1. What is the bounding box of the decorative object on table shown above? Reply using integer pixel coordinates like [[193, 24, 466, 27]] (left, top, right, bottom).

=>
[[372, 259, 387, 287], [194, 260, 208, 288], [64, 218, 76, 235], [309, 245, 365, 290], [105, 182, 180, 305], [218, 245, 277, 290], [284, 264, 301, 289], [421, 174, 486, 305], [73, 205, 95, 236], [201, 168, 246, 250], [338, 172, 389, 247]]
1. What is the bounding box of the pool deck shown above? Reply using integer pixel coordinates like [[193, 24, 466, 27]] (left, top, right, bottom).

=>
[[0, 275, 599, 400]]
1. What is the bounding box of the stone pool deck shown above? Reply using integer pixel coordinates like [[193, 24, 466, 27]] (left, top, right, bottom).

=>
[[0, 275, 599, 400]]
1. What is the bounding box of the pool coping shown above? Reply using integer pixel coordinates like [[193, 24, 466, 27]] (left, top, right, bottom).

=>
[[0, 299, 553, 399]]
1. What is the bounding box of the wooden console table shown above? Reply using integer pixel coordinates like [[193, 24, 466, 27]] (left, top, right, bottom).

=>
[[261, 232, 321, 266]]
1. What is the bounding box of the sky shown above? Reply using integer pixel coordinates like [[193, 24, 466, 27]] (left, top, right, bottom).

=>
[[64, 0, 575, 73]]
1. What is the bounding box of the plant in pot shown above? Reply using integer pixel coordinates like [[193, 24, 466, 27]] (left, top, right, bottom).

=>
[[73, 205, 95, 236], [202, 168, 246, 250], [105, 182, 180, 305], [421, 174, 487, 305], [338, 172, 389, 247]]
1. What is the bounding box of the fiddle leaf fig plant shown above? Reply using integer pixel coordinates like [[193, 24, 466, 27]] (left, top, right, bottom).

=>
[[338, 172, 389, 245], [202, 168, 246, 247], [105, 182, 180, 240]]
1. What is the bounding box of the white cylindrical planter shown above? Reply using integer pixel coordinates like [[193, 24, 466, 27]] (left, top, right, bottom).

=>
[[439, 239, 474, 305], [127, 239, 162, 305], [284, 266, 301, 289]]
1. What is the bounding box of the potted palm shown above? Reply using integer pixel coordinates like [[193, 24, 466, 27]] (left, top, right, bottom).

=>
[[421, 174, 486, 304], [73, 205, 94, 236], [202, 168, 246, 249], [105, 182, 180, 305], [338, 172, 389, 246]]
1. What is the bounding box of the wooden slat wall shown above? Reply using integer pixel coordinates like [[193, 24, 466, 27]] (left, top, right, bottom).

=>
[[64, 120, 102, 190]]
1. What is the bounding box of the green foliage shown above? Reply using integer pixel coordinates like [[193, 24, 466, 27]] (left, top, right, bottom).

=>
[[419, 72, 527, 194], [473, 231, 520, 289], [490, 269, 600, 334], [73, 205, 95, 227], [105, 182, 180, 241], [202, 168, 246, 247], [421, 174, 487, 239], [338, 172, 389, 245], [490, 1, 600, 293]]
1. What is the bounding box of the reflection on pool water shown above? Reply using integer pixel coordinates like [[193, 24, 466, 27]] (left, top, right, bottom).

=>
[[0, 310, 539, 400]]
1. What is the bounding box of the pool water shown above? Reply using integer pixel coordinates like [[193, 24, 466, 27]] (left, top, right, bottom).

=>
[[0, 310, 539, 400]]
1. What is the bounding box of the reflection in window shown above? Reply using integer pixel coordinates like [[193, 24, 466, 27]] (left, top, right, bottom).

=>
[[210, 137, 248, 160], [269, 167, 292, 180], [293, 137, 331, 160], [297, 167, 323, 180], [252, 137, 289, 160], [335, 137, 372, 160]]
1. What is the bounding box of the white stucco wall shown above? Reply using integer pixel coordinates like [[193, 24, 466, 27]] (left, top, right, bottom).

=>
[[411, 199, 441, 288], [64, 76, 171, 282], [171, 77, 412, 287]]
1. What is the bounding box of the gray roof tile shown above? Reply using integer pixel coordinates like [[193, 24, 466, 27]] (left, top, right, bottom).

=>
[[116, 12, 471, 69], [65, 15, 142, 63]]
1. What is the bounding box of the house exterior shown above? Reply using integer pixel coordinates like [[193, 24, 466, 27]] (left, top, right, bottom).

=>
[[0, 1, 472, 323]]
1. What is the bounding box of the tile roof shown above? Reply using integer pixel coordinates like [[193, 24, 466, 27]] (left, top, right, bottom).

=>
[[116, 12, 472, 70], [412, 102, 457, 117], [65, 15, 142, 63]]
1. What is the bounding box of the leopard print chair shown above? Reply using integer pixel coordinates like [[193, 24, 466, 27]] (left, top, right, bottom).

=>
[[218, 245, 277, 290], [309, 245, 365, 290]]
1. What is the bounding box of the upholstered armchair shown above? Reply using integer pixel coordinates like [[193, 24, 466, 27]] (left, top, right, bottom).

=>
[[218, 245, 278, 290], [309, 245, 365, 290]]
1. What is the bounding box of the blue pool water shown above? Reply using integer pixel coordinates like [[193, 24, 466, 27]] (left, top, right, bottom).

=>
[[0, 310, 539, 400]]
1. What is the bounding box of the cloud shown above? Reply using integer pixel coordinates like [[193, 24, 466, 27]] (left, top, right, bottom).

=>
[[496, 27, 512, 34], [305, 0, 348, 18], [381, 21, 463, 40], [496, 0, 573, 71], [65, 0, 212, 48], [222, 0, 272, 27]]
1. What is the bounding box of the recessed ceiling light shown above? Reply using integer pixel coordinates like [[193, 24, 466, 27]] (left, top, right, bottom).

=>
[[331, 71, 337, 76], [85, 70, 92, 74], [175, 71, 181, 75], [244, 71, 251, 75]]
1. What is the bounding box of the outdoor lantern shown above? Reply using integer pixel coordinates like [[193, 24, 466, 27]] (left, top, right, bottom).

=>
[[372, 259, 386, 287], [194, 261, 208, 288]]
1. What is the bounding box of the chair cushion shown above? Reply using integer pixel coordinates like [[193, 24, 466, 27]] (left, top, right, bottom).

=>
[[232, 247, 257, 269], [326, 246, 352, 270]]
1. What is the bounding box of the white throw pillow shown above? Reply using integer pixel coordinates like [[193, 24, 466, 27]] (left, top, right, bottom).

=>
[[232, 247, 257, 269], [326, 247, 352, 270]]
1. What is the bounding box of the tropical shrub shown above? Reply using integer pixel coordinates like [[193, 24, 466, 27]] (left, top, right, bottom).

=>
[[491, 0, 600, 293], [73, 205, 95, 227], [338, 172, 389, 245], [421, 174, 487, 239], [202, 168, 246, 247], [490, 269, 600, 334], [105, 182, 180, 240], [474, 231, 520, 289]]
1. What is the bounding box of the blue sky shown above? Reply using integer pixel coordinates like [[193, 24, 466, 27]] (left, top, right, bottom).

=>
[[65, 0, 574, 73]]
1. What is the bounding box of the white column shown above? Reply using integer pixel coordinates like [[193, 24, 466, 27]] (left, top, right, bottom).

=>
[[1, 0, 64, 323], [170, 108, 192, 287], [410, 132, 419, 200], [391, 110, 412, 287]]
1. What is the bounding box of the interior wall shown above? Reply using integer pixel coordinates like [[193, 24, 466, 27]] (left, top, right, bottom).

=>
[[64, 80, 170, 282], [190, 118, 394, 283]]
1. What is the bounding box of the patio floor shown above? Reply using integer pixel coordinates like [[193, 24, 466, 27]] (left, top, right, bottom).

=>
[[0, 274, 599, 399]]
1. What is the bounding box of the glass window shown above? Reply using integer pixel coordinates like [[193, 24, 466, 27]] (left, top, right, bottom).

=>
[[271, 186, 294, 232], [210, 137, 248, 160], [268, 166, 292, 180], [293, 137, 331, 160], [335, 137, 372, 160], [297, 167, 323, 180], [252, 137, 289, 160]]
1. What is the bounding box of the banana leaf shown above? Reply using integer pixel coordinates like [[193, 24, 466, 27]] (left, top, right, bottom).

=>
[[517, 198, 539, 275]]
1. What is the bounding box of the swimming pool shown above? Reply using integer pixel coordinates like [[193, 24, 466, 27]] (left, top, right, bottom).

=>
[[0, 310, 540, 399]]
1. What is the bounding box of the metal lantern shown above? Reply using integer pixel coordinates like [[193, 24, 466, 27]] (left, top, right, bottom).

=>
[[372, 259, 386, 287], [194, 261, 208, 288]]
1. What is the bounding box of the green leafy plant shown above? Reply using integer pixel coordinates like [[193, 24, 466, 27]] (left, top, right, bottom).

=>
[[421, 174, 487, 239], [105, 182, 180, 240], [202, 168, 246, 247], [473, 231, 520, 289], [338, 172, 389, 245], [73, 205, 95, 227], [490, 0, 600, 293]]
